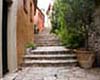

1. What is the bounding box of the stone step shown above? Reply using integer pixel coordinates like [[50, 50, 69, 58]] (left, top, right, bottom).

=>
[[34, 37, 58, 40], [34, 38, 59, 41], [34, 34, 58, 37], [29, 47, 73, 54], [35, 43, 61, 46], [24, 54, 76, 58], [34, 32, 61, 46], [34, 35, 59, 42], [36, 44, 60, 46], [34, 34, 57, 37], [23, 46, 78, 67], [34, 41, 60, 44], [22, 62, 78, 67], [24, 59, 78, 64], [30, 50, 72, 54], [24, 54, 77, 60], [23, 59, 78, 67], [34, 38, 61, 45], [31, 46, 70, 52], [24, 57, 76, 60], [34, 27, 60, 40], [34, 38, 60, 44], [34, 39, 60, 42], [35, 41, 59, 44]]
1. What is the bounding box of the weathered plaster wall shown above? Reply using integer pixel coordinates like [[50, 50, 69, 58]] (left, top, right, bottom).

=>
[[34, 8, 45, 32], [38, 9, 45, 32], [17, 0, 35, 65], [0, 0, 2, 78], [88, 6, 100, 66], [7, 0, 18, 72]]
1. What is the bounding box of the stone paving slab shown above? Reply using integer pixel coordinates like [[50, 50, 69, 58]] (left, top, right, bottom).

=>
[[31, 46, 69, 52], [2, 67, 100, 80], [24, 59, 77, 64], [24, 54, 76, 57]]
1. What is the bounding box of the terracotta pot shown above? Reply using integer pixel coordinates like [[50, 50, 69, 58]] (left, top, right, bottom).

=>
[[75, 50, 95, 69], [26, 48, 32, 54]]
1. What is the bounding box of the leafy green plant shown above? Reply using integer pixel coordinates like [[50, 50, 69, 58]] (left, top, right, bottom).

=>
[[25, 42, 36, 49], [51, 0, 95, 49]]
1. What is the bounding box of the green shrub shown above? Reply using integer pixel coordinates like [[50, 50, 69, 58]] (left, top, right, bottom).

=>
[[57, 27, 85, 49], [25, 42, 36, 49], [51, 0, 94, 49]]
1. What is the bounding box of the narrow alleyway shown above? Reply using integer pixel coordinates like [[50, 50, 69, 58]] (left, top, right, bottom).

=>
[[3, 67, 100, 80], [23, 27, 77, 67], [2, 27, 100, 80], [34, 27, 61, 46]]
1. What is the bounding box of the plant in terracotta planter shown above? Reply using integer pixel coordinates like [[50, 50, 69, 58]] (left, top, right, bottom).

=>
[[51, 0, 95, 68], [25, 42, 36, 54], [74, 49, 95, 69]]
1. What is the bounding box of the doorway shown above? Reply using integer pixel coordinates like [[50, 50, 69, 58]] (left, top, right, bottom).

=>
[[2, 0, 9, 75]]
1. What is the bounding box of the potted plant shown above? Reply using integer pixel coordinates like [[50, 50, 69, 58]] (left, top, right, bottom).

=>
[[69, 0, 95, 69], [51, 0, 95, 68], [74, 49, 95, 69], [25, 42, 36, 54]]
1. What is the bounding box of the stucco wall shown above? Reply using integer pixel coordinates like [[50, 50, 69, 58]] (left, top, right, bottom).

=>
[[38, 10, 45, 32], [17, 0, 35, 65], [34, 8, 44, 32], [0, 0, 2, 78], [7, 0, 18, 72], [88, 6, 100, 66]]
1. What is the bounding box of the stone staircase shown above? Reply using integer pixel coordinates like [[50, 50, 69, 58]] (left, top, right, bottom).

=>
[[23, 27, 78, 67], [34, 28, 61, 46], [23, 46, 78, 67]]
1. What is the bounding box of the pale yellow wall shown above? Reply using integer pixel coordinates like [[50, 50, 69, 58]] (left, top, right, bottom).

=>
[[7, 0, 18, 72], [0, 0, 2, 78]]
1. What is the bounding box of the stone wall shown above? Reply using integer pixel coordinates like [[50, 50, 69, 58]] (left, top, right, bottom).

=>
[[34, 7, 45, 32], [88, 6, 100, 66], [17, 0, 35, 65]]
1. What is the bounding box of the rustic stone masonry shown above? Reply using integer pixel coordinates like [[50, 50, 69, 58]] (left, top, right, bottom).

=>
[[23, 46, 78, 67], [88, 6, 100, 66], [23, 27, 78, 67], [34, 27, 61, 46]]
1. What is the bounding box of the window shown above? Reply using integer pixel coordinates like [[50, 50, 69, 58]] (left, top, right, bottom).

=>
[[30, 2, 33, 22], [23, 0, 28, 14]]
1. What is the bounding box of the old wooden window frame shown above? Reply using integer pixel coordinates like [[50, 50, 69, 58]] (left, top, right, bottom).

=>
[[30, 2, 33, 22], [23, 0, 28, 14]]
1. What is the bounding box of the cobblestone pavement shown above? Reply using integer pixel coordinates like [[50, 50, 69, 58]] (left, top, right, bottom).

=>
[[2, 67, 100, 80]]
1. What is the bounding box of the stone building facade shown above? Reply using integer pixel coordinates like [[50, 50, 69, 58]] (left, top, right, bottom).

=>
[[0, 0, 37, 78], [17, 0, 37, 66], [46, 2, 54, 30], [0, 0, 18, 77], [34, 7, 45, 32]]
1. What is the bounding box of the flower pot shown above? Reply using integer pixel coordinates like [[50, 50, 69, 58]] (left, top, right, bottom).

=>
[[26, 48, 32, 54], [75, 50, 95, 69]]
